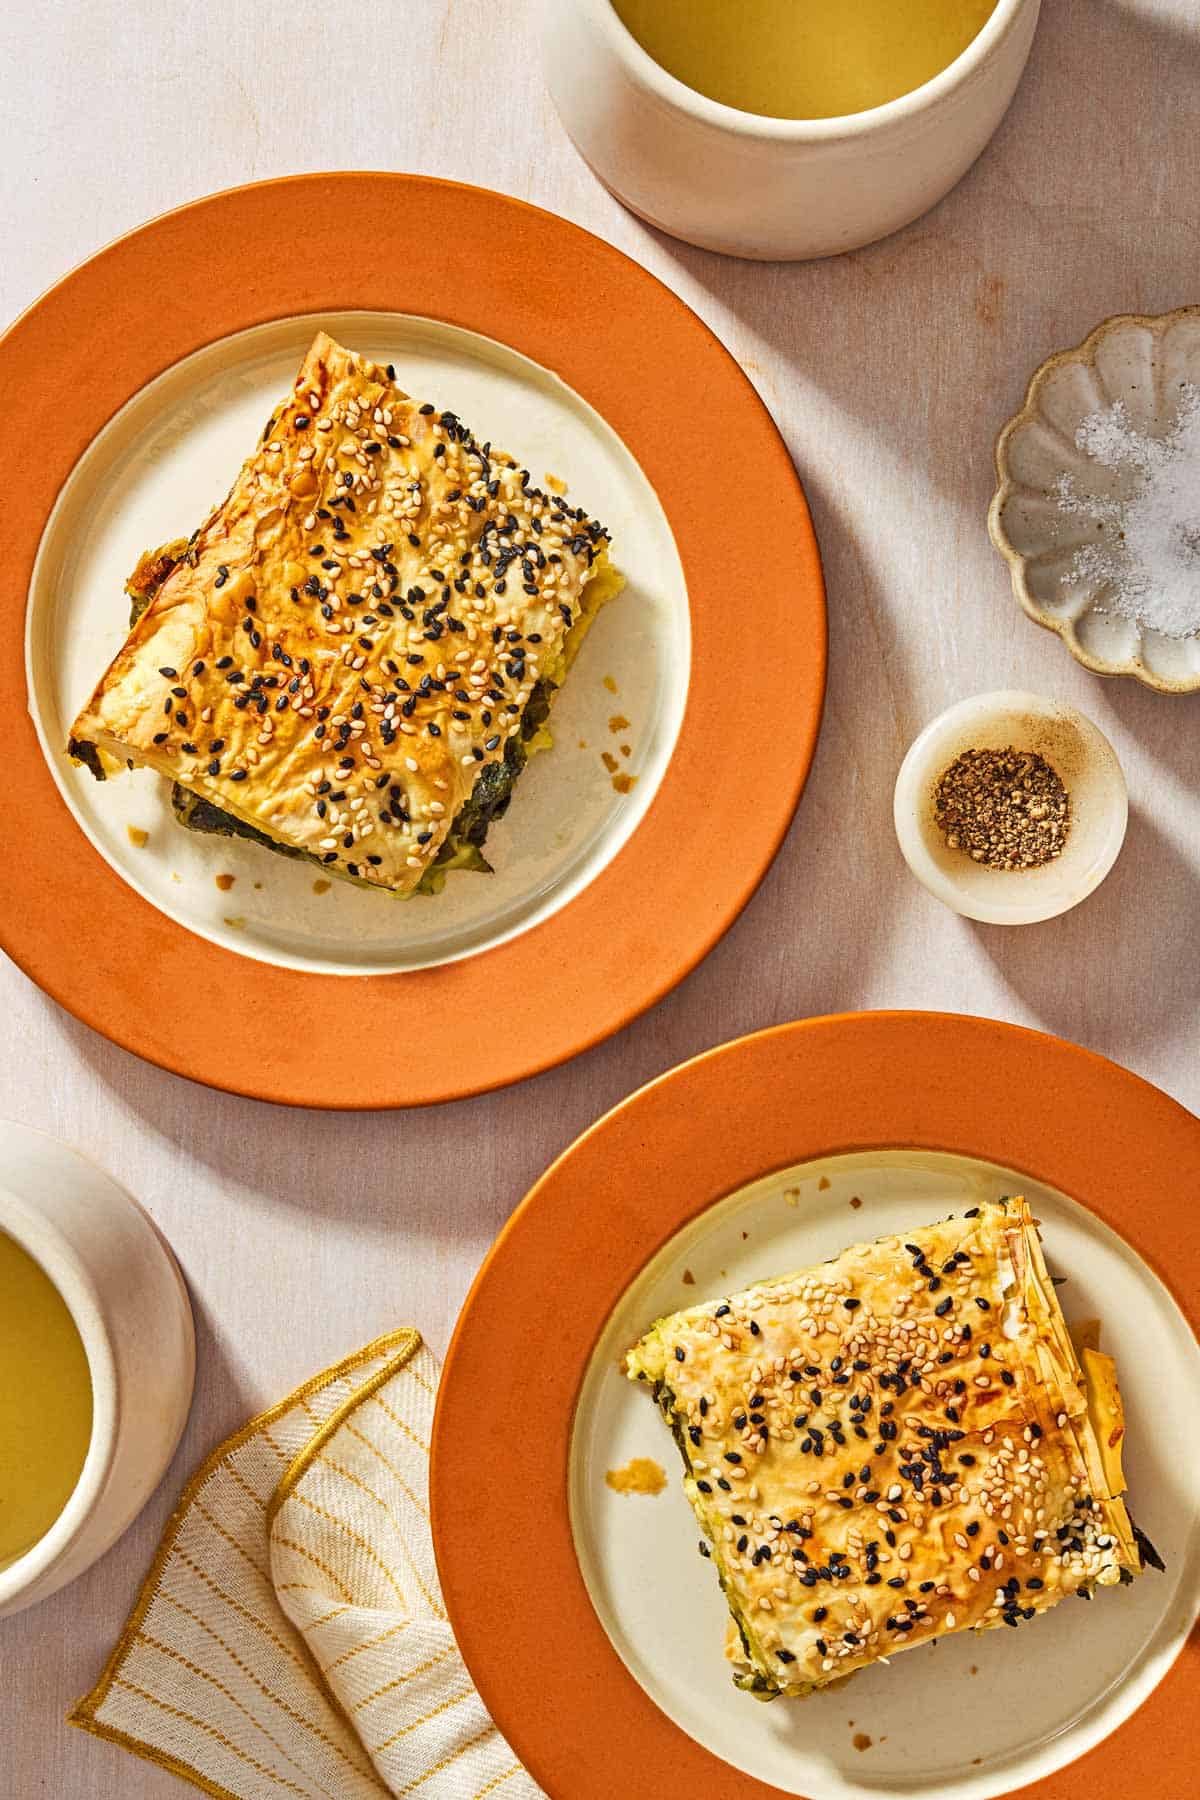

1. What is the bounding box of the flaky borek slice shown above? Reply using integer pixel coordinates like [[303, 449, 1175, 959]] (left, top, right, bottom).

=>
[[69, 332, 620, 896], [627, 1197, 1144, 1698]]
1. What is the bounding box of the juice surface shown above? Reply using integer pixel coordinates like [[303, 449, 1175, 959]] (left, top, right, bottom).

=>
[[0, 1228, 93, 1569], [611, 0, 998, 120]]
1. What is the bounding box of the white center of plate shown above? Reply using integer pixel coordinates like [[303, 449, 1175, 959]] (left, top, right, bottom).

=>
[[570, 1151, 1200, 1799], [27, 311, 689, 974]]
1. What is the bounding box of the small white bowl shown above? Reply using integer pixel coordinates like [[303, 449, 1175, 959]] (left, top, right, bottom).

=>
[[893, 691, 1127, 924], [990, 307, 1200, 692], [0, 1123, 195, 1618], [541, 0, 1042, 260]]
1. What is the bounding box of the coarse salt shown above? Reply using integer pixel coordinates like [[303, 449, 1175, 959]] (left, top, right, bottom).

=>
[[1054, 383, 1200, 638]]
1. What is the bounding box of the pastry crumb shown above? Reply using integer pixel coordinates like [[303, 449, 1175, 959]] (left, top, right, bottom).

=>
[[681, 1268, 696, 1286], [850, 1195, 863, 1209], [1071, 1317, 1102, 1353], [222, 915, 245, 929], [605, 1458, 666, 1497], [312, 879, 332, 895], [602, 674, 618, 694], [611, 772, 637, 795], [215, 873, 236, 892], [852, 1733, 872, 1752], [784, 1187, 802, 1207], [818, 1176, 831, 1191], [126, 825, 149, 849], [543, 471, 567, 495], [601, 751, 619, 774], [608, 714, 630, 734]]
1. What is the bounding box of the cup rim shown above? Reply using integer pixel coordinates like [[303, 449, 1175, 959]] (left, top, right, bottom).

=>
[[0, 1195, 119, 1607], [593, 0, 1031, 139]]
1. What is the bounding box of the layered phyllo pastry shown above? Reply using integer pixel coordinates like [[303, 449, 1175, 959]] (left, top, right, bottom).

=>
[[69, 333, 623, 895], [627, 1197, 1155, 1698]]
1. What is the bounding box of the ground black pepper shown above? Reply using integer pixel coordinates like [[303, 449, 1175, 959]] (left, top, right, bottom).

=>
[[933, 746, 1070, 870]]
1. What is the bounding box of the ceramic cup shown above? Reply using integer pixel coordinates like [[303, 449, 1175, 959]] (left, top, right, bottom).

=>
[[0, 1122, 195, 1617], [541, 0, 1042, 261]]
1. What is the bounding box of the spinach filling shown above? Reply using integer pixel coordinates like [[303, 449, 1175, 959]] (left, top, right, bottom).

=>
[[169, 674, 558, 893]]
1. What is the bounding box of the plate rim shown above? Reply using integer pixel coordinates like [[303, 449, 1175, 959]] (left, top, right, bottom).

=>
[[431, 1011, 1200, 1800], [0, 172, 826, 1108]]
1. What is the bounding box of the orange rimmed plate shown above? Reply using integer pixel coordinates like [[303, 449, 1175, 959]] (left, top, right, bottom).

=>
[[432, 1012, 1200, 1800], [0, 174, 825, 1107]]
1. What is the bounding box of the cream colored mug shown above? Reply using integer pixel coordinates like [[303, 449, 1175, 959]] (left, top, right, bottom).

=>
[[542, 0, 1042, 260], [0, 1124, 194, 1617]]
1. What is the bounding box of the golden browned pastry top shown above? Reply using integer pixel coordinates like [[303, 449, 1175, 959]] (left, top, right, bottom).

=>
[[627, 1197, 1141, 1697], [69, 332, 611, 895]]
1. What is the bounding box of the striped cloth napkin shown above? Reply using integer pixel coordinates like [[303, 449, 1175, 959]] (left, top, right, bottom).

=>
[[72, 1330, 542, 1800]]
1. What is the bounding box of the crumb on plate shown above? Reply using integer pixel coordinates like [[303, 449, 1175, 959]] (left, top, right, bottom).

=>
[[605, 1457, 667, 1497]]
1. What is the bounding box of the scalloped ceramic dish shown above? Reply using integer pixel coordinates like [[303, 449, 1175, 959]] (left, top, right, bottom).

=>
[[990, 307, 1200, 694]]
